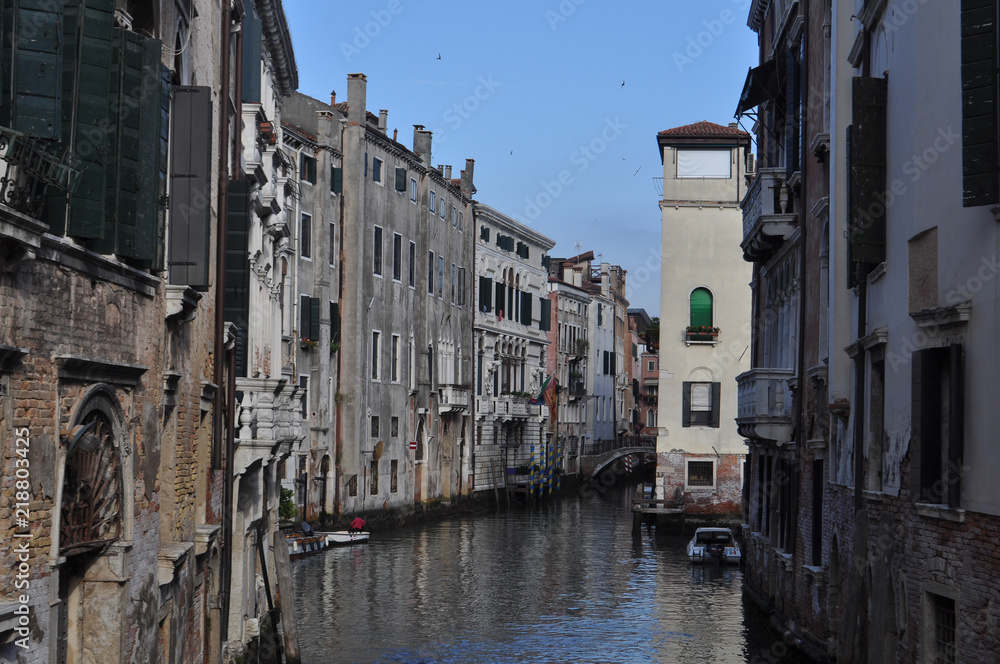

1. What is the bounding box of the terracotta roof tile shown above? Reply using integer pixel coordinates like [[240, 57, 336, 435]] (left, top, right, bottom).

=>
[[657, 121, 749, 138]]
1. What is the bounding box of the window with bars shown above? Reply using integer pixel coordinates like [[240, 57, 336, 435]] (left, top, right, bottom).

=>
[[373, 226, 383, 275], [392, 233, 402, 281], [390, 460, 398, 493], [370, 416, 379, 438], [931, 593, 956, 664], [687, 461, 714, 487]]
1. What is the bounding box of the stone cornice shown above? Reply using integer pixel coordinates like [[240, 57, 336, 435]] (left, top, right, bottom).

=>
[[473, 204, 556, 250], [255, 0, 298, 97]]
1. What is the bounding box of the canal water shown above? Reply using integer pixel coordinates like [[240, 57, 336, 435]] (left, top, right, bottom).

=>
[[291, 486, 801, 664]]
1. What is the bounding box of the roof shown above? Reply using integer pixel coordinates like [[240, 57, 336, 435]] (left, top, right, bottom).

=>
[[657, 121, 749, 139]]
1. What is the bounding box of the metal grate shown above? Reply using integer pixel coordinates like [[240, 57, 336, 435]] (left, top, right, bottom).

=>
[[932, 594, 956, 664]]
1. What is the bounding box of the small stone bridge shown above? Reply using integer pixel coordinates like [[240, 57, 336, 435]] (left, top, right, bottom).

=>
[[579, 436, 655, 478]]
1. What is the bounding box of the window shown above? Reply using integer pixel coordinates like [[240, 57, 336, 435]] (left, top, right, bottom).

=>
[[928, 593, 956, 664], [847, 76, 887, 286], [676, 149, 730, 178], [392, 233, 402, 281], [647, 408, 656, 427], [438, 256, 444, 297], [372, 157, 383, 183], [682, 382, 720, 427], [428, 251, 434, 293], [390, 460, 398, 493], [962, 2, 1000, 206], [370, 458, 379, 494], [480, 225, 490, 242], [690, 288, 713, 328], [300, 213, 312, 258], [370, 415, 379, 437], [687, 460, 714, 487], [451, 263, 457, 304], [912, 345, 964, 507], [408, 241, 415, 287], [373, 226, 383, 275], [429, 190, 436, 213], [479, 276, 493, 312], [452, 205, 457, 227], [299, 295, 319, 341], [648, 360, 655, 371], [300, 153, 317, 183], [347, 475, 357, 497], [394, 167, 406, 192], [298, 375, 308, 417], [364, 151, 368, 177], [440, 196, 446, 218], [390, 416, 399, 437], [391, 335, 400, 382], [458, 211, 463, 231], [410, 178, 417, 202], [371, 331, 381, 380], [458, 268, 466, 306]]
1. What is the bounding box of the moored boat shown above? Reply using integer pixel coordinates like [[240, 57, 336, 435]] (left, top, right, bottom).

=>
[[322, 530, 370, 545]]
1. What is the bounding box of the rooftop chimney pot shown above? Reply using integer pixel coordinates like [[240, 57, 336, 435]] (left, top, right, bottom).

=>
[[378, 109, 388, 133]]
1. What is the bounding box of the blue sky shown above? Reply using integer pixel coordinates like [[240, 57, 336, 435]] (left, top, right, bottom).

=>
[[282, 1, 759, 316]]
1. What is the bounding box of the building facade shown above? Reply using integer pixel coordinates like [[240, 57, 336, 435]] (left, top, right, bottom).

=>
[[654, 121, 752, 516], [738, 1, 1000, 661], [473, 203, 554, 491]]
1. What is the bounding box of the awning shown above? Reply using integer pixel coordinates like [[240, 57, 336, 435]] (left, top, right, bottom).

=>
[[735, 58, 782, 116]]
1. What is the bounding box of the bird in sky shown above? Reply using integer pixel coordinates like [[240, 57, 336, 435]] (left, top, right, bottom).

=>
[[437, 53, 442, 60], [634, 166, 641, 176], [621, 80, 625, 87]]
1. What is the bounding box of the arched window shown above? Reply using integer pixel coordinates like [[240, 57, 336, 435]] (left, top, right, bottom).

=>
[[689, 288, 713, 328]]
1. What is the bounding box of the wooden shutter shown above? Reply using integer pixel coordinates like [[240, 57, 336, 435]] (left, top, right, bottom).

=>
[[710, 382, 721, 428], [948, 344, 964, 508], [912, 348, 943, 503], [849, 76, 888, 272], [330, 302, 341, 343], [395, 167, 406, 192], [241, 0, 262, 103], [1, 0, 63, 139], [784, 48, 801, 178], [603, 351, 610, 375], [610, 352, 616, 376], [539, 297, 551, 331], [310, 296, 320, 340], [56, 0, 116, 239], [682, 382, 692, 427], [225, 179, 252, 377], [97, 28, 144, 256], [520, 290, 532, 325], [690, 288, 713, 327], [479, 276, 492, 312], [962, 0, 998, 206], [331, 166, 343, 193], [169, 86, 213, 288], [299, 295, 309, 341]]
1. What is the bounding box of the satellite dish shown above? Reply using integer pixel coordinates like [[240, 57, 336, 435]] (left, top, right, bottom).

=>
[[373, 440, 385, 461]]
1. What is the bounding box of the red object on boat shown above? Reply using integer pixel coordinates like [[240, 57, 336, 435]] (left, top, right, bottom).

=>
[[350, 517, 366, 530]]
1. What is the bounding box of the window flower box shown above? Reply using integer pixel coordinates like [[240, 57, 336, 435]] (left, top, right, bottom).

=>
[[685, 326, 720, 342], [300, 338, 318, 350]]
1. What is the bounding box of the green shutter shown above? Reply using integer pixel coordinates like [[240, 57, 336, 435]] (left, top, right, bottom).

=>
[[495, 282, 505, 316], [169, 86, 213, 288], [331, 165, 342, 193], [95, 28, 143, 255], [539, 297, 551, 331], [690, 288, 713, 327], [299, 294, 310, 342], [962, 0, 998, 206], [710, 382, 721, 428], [784, 48, 800, 178], [682, 382, 692, 427], [394, 167, 406, 192], [330, 301, 341, 343], [479, 276, 492, 312], [241, 0, 261, 103], [520, 290, 532, 325], [1, 0, 64, 139], [225, 179, 252, 377], [310, 296, 320, 341], [58, 0, 116, 239], [127, 38, 167, 263], [849, 76, 887, 270]]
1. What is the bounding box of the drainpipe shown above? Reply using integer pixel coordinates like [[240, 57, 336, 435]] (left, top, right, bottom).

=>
[[793, 0, 809, 557], [218, 0, 235, 647]]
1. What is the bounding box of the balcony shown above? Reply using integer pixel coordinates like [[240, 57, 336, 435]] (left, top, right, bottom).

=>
[[0, 126, 78, 262], [736, 368, 795, 444], [740, 167, 797, 263], [438, 385, 471, 414], [494, 394, 531, 420]]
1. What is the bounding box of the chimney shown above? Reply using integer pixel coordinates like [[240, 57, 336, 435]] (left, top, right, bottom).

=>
[[392, 128, 398, 141], [347, 73, 367, 125], [437, 164, 444, 173], [330, 90, 336, 106], [413, 125, 432, 168], [728, 122, 737, 128], [378, 109, 388, 133], [444, 165, 452, 180], [572, 267, 583, 288], [461, 158, 476, 195]]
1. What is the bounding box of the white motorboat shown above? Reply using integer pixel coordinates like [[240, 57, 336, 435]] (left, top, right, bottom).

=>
[[686, 527, 741, 564], [323, 530, 370, 545]]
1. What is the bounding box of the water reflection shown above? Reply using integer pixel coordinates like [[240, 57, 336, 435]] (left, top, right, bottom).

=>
[[292, 487, 799, 663]]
